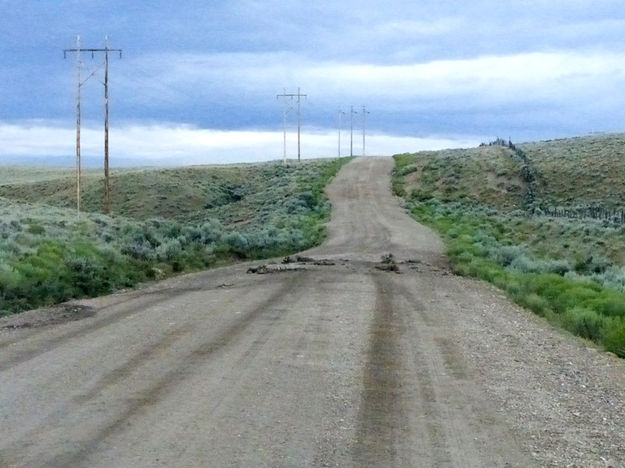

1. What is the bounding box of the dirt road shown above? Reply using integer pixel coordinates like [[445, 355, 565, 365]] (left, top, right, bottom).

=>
[[2, 157, 625, 467]]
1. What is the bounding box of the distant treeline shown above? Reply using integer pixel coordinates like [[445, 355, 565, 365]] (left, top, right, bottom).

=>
[[480, 137, 516, 149]]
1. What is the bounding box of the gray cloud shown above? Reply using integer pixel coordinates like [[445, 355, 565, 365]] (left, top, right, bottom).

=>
[[2, 0, 625, 155], [105, 49, 625, 139]]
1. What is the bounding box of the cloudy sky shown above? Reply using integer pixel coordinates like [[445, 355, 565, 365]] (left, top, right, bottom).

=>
[[2, 1, 625, 165]]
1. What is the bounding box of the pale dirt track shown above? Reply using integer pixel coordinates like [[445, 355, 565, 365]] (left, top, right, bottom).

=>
[[2, 157, 625, 467]]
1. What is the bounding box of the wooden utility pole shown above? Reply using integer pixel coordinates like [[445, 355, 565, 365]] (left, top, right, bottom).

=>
[[337, 108, 345, 158], [64, 37, 122, 214], [296, 87, 303, 162], [362, 105, 370, 157], [350, 106, 358, 157], [277, 89, 289, 164], [63, 36, 83, 215], [102, 37, 119, 213], [276, 88, 307, 162], [75, 37, 82, 215]]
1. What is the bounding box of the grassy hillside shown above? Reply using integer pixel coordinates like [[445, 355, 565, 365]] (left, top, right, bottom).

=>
[[1, 165, 279, 222], [522, 134, 625, 208], [394, 146, 526, 210], [0, 158, 351, 315], [393, 134, 625, 357]]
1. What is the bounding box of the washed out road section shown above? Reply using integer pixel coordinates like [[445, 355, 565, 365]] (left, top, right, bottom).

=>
[[1, 158, 625, 466]]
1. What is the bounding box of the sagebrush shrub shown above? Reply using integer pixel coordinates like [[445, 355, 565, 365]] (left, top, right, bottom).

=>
[[560, 307, 604, 341]]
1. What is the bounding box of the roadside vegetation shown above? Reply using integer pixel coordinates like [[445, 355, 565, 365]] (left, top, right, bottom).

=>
[[0, 158, 351, 315], [393, 134, 625, 357]]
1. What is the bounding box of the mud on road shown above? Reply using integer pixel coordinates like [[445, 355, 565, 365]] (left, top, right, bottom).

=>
[[1, 157, 625, 467]]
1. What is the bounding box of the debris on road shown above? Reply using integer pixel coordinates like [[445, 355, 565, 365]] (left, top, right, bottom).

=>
[[247, 265, 269, 274], [247, 264, 306, 274], [282, 255, 336, 266], [400, 259, 422, 265], [375, 253, 400, 273]]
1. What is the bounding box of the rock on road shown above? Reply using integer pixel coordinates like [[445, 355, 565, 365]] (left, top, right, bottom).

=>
[[2, 157, 625, 467]]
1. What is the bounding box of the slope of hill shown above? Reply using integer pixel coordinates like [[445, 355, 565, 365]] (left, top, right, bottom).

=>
[[521, 134, 625, 208], [395, 133, 625, 214], [394, 145, 526, 210], [1, 163, 309, 223], [393, 134, 625, 356]]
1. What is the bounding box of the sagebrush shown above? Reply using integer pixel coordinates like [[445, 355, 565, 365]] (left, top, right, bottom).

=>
[[0, 158, 351, 314]]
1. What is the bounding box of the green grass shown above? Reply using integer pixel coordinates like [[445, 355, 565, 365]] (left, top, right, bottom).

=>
[[393, 137, 625, 357], [0, 158, 352, 315]]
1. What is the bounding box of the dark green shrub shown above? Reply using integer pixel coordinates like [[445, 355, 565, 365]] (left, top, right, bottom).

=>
[[66, 255, 104, 297], [27, 223, 45, 235], [561, 307, 604, 341], [602, 318, 625, 357], [590, 296, 625, 317]]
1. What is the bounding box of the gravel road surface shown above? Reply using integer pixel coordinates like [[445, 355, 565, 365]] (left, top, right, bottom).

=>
[[1, 157, 625, 467]]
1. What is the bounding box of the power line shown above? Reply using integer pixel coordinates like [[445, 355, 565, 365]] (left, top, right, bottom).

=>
[[64, 36, 122, 215], [276, 88, 307, 162]]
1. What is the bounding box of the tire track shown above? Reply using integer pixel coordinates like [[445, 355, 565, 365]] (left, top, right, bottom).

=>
[[352, 272, 406, 465], [398, 277, 480, 465], [0, 288, 204, 372], [394, 276, 523, 466], [0, 274, 251, 354], [0, 289, 180, 351], [352, 272, 486, 465], [71, 325, 193, 405], [39, 273, 304, 468], [172, 274, 324, 463], [3, 324, 192, 455]]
